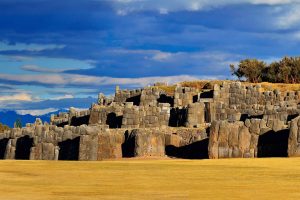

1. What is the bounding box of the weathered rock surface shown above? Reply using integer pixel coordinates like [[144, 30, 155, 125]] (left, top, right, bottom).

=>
[[209, 118, 295, 159]]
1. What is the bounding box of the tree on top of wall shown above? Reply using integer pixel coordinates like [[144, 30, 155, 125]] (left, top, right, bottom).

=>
[[231, 56, 300, 83], [14, 118, 22, 128]]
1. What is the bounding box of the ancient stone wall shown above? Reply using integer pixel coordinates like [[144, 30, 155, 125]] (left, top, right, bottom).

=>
[[0, 120, 209, 161], [140, 87, 160, 106], [50, 112, 69, 126], [4, 81, 300, 161], [89, 103, 124, 128], [122, 103, 170, 129], [208, 117, 290, 159], [51, 108, 90, 127], [174, 86, 199, 107], [212, 82, 300, 124], [185, 102, 205, 128], [114, 88, 142, 105]]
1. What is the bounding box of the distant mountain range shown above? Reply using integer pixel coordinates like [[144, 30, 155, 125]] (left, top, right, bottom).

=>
[[0, 109, 68, 128]]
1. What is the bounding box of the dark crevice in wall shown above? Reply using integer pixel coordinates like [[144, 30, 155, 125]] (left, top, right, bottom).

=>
[[193, 95, 199, 103], [106, 112, 123, 129], [126, 95, 141, 106], [204, 102, 211, 123], [240, 114, 264, 122], [57, 122, 68, 127], [169, 108, 188, 127], [257, 129, 289, 158], [157, 94, 174, 107], [58, 137, 80, 160], [200, 90, 214, 98], [206, 127, 210, 137], [165, 139, 209, 159], [15, 136, 33, 160], [287, 114, 299, 122], [70, 115, 90, 126], [121, 131, 135, 158], [0, 138, 9, 159]]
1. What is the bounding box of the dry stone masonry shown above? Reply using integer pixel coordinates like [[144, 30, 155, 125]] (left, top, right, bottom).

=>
[[1, 81, 299, 160]]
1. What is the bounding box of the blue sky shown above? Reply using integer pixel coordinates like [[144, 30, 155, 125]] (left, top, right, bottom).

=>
[[1, 0, 300, 114]]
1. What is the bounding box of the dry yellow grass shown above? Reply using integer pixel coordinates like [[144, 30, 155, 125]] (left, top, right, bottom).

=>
[[0, 158, 300, 200], [243, 82, 300, 92], [155, 80, 227, 95], [154, 85, 176, 96], [156, 80, 300, 95]]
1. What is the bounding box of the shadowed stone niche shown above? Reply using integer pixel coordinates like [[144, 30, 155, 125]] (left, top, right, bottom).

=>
[[157, 94, 174, 107], [126, 95, 141, 106], [257, 130, 289, 157], [106, 112, 123, 129], [122, 131, 135, 158], [165, 139, 209, 159], [58, 137, 80, 160], [169, 108, 188, 127], [70, 115, 90, 126], [0, 138, 9, 159], [15, 136, 34, 160]]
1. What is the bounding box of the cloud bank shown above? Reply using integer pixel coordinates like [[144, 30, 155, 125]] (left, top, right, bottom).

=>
[[113, 0, 300, 14]]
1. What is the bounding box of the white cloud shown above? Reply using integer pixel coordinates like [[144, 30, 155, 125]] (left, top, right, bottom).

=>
[[50, 94, 74, 100], [20, 65, 86, 73], [0, 73, 67, 85], [292, 31, 300, 39], [68, 107, 89, 112], [112, 0, 300, 14], [0, 73, 206, 87], [117, 49, 241, 73], [0, 41, 65, 52], [152, 52, 172, 61], [113, 0, 300, 30], [276, 4, 300, 29], [109, 48, 240, 64], [16, 108, 59, 116], [0, 93, 33, 101], [251, 0, 298, 5], [21, 65, 66, 73], [159, 8, 169, 14], [0, 49, 235, 88]]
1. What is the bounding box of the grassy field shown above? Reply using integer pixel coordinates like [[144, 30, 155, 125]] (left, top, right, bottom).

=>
[[0, 158, 300, 200]]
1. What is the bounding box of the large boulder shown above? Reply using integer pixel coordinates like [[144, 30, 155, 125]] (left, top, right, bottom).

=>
[[124, 129, 165, 157], [97, 131, 123, 160], [209, 120, 252, 159], [79, 135, 98, 161]]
